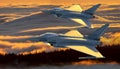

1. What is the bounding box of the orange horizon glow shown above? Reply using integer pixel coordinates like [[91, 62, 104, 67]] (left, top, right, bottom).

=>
[[0, 0, 120, 6]]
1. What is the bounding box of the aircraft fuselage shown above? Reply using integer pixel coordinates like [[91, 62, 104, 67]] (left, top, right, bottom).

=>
[[39, 36, 100, 47], [43, 10, 94, 19]]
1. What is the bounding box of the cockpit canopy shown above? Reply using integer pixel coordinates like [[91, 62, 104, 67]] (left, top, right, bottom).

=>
[[38, 33, 59, 42], [52, 8, 63, 11], [40, 32, 59, 38]]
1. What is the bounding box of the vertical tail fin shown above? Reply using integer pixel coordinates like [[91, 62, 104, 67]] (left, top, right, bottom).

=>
[[83, 4, 101, 15], [86, 24, 109, 40]]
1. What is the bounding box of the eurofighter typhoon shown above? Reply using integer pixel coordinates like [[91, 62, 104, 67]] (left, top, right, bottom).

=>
[[42, 4, 101, 28], [29, 24, 109, 59]]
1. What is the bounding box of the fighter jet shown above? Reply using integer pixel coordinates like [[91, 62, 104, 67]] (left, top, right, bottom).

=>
[[29, 24, 109, 59], [42, 4, 101, 28]]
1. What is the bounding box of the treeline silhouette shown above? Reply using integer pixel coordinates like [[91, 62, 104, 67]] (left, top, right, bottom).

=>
[[97, 44, 120, 61], [0, 44, 119, 65], [0, 49, 89, 65]]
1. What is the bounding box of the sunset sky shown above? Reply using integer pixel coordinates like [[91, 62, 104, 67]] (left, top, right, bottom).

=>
[[0, 0, 120, 6]]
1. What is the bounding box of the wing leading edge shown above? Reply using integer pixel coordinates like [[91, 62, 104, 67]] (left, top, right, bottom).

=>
[[70, 18, 92, 28], [67, 45, 104, 58], [65, 4, 83, 12], [65, 30, 83, 37]]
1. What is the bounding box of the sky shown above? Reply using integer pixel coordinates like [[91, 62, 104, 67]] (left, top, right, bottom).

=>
[[0, 0, 120, 6]]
